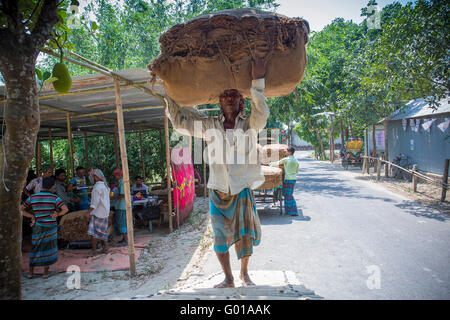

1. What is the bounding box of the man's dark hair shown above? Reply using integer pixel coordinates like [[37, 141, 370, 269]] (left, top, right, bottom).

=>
[[287, 147, 296, 154], [76, 166, 85, 172], [42, 177, 56, 189], [55, 168, 66, 177], [135, 176, 143, 180]]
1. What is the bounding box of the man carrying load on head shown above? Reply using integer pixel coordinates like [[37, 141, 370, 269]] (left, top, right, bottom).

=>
[[269, 146, 300, 216], [165, 57, 269, 288]]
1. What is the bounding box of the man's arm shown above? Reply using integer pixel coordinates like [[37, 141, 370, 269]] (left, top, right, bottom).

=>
[[166, 97, 211, 139], [52, 204, 68, 219], [249, 58, 270, 131], [23, 179, 35, 197], [269, 158, 287, 167]]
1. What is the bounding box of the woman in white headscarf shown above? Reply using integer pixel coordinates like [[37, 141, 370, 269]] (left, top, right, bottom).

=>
[[86, 169, 110, 256]]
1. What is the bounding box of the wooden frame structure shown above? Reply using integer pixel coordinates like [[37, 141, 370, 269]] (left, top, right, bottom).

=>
[[0, 48, 180, 276]]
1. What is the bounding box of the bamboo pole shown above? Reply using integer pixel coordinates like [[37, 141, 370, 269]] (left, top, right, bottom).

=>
[[68, 51, 113, 72], [42, 47, 113, 78], [441, 159, 449, 202], [114, 123, 120, 169], [139, 128, 145, 179], [113, 79, 136, 276], [84, 132, 89, 171], [0, 81, 150, 104], [363, 155, 450, 188], [203, 139, 207, 198], [66, 113, 74, 177], [164, 104, 173, 233], [376, 158, 381, 181], [48, 128, 53, 170], [159, 129, 165, 180], [41, 105, 164, 122], [362, 157, 367, 174], [41, 48, 163, 102]]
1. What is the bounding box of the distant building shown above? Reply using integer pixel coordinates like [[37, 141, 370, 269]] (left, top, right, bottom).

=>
[[367, 125, 386, 156], [387, 96, 450, 174]]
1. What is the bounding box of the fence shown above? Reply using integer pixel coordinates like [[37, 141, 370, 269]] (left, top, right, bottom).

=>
[[360, 156, 449, 202]]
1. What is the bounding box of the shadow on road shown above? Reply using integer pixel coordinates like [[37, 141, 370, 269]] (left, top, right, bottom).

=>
[[296, 173, 397, 203], [395, 201, 450, 222], [258, 206, 311, 225]]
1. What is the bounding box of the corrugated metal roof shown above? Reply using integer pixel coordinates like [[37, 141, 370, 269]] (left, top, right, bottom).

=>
[[0, 68, 168, 139], [390, 95, 450, 121]]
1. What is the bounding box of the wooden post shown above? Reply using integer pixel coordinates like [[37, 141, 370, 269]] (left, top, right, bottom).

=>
[[84, 132, 89, 171], [164, 104, 173, 233], [441, 159, 449, 202], [49, 128, 53, 170], [203, 139, 207, 198], [159, 129, 165, 179], [412, 164, 418, 192], [66, 113, 74, 177], [113, 79, 136, 276], [362, 157, 366, 174], [377, 158, 381, 181], [139, 128, 145, 179], [366, 157, 370, 175]]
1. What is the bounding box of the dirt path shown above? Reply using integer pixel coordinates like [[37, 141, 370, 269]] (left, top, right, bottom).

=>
[[22, 196, 213, 300]]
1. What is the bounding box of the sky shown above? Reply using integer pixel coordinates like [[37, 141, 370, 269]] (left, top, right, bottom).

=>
[[275, 0, 411, 31], [0, 0, 414, 86], [76, 0, 412, 32]]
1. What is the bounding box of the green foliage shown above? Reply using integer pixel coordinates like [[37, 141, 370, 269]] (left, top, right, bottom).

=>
[[269, 0, 448, 157], [36, 129, 167, 184], [33, 0, 279, 183]]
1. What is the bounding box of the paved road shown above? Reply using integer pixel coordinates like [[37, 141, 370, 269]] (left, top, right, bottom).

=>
[[197, 151, 450, 299]]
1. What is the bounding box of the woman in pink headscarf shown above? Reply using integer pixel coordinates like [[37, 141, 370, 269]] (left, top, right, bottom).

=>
[[86, 169, 110, 256]]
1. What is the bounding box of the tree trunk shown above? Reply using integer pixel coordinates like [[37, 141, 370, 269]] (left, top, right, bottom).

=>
[[384, 119, 389, 161], [349, 121, 354, 138], [344, 118, 349, 142], [372, 122, 377, 172], [0, 0, 59, 299], [339, 117, 345, 150], [0, 58, 40, 300], [372, 122, 377, 157], [305, 116, 326, 160], [330, 115, 335, 163]]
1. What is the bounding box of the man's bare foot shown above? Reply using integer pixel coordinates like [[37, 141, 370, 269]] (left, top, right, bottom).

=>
[[240, 273, 255, 286], [213, 277, 235, 288]]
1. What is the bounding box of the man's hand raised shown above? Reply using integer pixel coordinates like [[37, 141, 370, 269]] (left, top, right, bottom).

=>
[[252, 57, 267, 80]]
